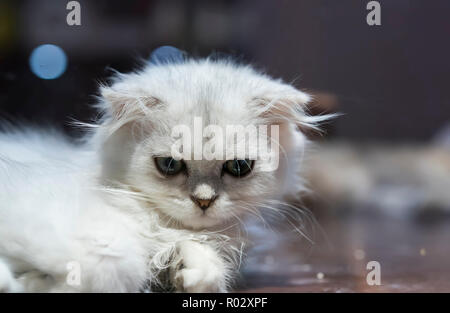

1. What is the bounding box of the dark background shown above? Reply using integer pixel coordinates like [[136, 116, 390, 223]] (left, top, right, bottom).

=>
[[0, 0, 449, 141]]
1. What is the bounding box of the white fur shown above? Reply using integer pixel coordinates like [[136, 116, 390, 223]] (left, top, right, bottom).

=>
[[0, 58, 329, 292], [192, 184, 216, 200]]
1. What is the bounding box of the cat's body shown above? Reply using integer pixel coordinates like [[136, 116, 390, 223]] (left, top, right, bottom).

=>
[[0, 58, 326, 292]]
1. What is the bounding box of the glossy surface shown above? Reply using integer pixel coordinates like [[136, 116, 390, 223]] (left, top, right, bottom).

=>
[[239, 214, 450, 292]]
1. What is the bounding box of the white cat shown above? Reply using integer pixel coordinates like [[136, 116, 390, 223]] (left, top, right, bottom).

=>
[[0, 58, 329, 292]]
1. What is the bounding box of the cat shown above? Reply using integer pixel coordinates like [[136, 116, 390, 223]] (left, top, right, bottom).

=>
[[0, 55, 330, 292]]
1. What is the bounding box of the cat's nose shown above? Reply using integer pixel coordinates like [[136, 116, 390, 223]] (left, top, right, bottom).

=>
[[190, 195, 218, 211]]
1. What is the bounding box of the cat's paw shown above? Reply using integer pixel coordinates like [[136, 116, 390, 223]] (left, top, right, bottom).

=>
[[173, 241, 228, 293], [174, 265, 225, 293]]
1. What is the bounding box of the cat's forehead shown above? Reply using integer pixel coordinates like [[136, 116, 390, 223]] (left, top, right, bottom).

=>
[[161, 85, 254, 123], [139, 61, 272, 118], [157, 91, 259, 133]]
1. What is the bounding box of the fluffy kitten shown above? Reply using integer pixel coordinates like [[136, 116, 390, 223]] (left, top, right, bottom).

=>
[[0, 57, 327, 292]]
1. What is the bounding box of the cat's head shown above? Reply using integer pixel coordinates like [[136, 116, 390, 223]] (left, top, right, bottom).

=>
[[95, 58, 325, 229]]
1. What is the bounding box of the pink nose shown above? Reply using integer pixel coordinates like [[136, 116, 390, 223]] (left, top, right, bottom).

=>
[[190, 195, 218, 211]]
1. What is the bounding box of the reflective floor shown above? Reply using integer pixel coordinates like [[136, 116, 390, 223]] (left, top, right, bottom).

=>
[[238, 212, 450, 292]]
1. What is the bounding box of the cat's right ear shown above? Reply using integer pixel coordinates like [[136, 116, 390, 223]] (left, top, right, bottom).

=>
[[100, 85, 160, 120], [100, 87, 128, 117]]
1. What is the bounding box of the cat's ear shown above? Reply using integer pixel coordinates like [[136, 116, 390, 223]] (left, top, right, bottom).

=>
[[100, 85, 160, 120], [252, 83, 333, 132], [100, 87, 128, 117]]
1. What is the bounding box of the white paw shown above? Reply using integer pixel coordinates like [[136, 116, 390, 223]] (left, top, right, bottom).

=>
[[173, 241, 227, 293], [175, 265, 225, 293]]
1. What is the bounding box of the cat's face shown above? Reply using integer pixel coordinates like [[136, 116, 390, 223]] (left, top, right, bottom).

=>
[[98, 60, 315, 229]]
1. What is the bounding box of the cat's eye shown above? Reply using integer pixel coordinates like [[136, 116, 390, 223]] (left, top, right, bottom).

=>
[[154, 157, 185, 176], [223, 159, 254, 178]]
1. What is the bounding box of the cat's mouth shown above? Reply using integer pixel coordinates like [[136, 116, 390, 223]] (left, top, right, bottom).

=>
[[182, 210, 227, 229], [198, 210, 216, 220]]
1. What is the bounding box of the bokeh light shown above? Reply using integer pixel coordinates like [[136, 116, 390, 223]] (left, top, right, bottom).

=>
[[29, 44, 67, 80], [149, 45, 185, 64]]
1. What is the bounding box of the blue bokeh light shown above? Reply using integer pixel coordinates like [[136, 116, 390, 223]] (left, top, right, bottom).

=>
[[29, 44, 67, 80], [149, 46, 185, 64]]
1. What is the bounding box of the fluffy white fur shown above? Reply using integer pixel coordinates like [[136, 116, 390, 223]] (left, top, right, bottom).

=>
[[0, 58, 328, 292]]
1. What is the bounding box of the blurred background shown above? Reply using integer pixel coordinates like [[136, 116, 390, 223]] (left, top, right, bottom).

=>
[[1, 0, 449, 292]]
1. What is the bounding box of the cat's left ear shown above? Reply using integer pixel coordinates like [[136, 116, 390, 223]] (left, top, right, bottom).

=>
[[252, 83, 331, 132]]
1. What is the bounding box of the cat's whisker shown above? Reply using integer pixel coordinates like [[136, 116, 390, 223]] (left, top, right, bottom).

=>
[[239, 199, 317, 244], [234, 202, 274, 233], [94, 186, 154, 202], [228, 210, 250, 237], [263, 199, 327, 245]]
